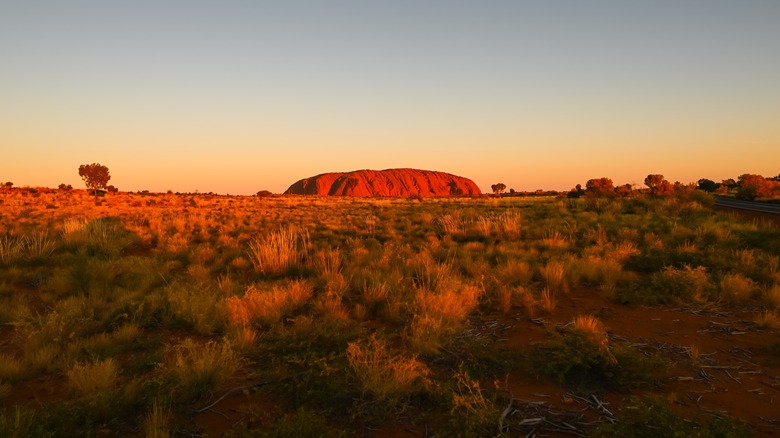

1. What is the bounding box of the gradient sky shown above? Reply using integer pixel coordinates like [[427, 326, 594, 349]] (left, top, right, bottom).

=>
[[2, 1, 778, 195]]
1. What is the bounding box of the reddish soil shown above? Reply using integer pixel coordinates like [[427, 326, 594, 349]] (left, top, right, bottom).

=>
[[190, 287, 780, 436], [493, 289, 780, 437], [284, 168, 481, 197]]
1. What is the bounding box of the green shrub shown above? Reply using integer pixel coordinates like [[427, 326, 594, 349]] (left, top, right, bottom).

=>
[[534, 329, 667, 391], [590, 396, 752, 437]]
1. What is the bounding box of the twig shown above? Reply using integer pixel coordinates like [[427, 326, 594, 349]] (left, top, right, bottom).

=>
[[498, 391, 515, 433], [194, 371, 308, 413]]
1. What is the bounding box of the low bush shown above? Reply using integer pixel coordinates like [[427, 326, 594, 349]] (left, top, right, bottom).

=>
[[590, 396, 752, 438], [534, 317, 667, 391]]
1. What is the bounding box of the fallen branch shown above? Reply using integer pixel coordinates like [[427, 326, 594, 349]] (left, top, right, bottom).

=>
[[194, 371, 308, 413]]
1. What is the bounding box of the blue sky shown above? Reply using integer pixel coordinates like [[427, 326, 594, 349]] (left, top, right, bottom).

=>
[[2, 1, 778, 194]]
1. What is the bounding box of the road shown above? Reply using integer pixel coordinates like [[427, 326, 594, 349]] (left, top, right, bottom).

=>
[[714, 196, 780, 215]]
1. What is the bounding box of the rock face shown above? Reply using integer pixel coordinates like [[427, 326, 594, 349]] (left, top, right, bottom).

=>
[[284, 168, 481, 197]]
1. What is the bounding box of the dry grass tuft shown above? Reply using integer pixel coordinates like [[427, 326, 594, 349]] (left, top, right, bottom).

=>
[[719, 273, 755, 305], [571, 314, 606, 340], [438, 213, 465, 235], [541, 229, 567, 248], [67, 358, 118, 397], [539, 261, 567, 293], [754, 311, 779, 330], [540, 288, 556, 313], [409, 284, 482, 353], [765, 284, 780, 309], [248, 226, 310, 274], [0, 353, 23, 382], [143, 400, 172, 438], [0, 235, 22, 263], [227, 279, 313, 326], [570, 314, 614, 362], [450, 369, 491, 416], [347, 335, 429, 400], [165, 338, 241, 397]]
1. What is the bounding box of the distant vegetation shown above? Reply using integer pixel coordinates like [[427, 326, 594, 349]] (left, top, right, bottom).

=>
[[77, 163, 111, 200]]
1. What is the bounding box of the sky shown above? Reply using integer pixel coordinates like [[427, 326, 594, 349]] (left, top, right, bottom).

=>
[[1, 1, 778, 195]]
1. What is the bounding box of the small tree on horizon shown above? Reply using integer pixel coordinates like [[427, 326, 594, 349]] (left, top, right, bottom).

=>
[[644, 174, 672, 196], [491, 183, 506, 197], [78, 163, 111, 200]]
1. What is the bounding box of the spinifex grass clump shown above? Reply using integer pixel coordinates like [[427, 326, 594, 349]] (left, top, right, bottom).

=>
[[0, 353, 23, 382], [226, 279, 313, 327], [409, 284, 482, 354], [0, 235, 22, 264], [347, 335, 430, 401], [248, 226, 310, 274], [163, 338, 242, 400], [66, 358, 124, 418], [143, 400, 172, 438]]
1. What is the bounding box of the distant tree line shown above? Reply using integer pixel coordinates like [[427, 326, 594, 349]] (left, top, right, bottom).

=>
[[563, 173, 780, 201]]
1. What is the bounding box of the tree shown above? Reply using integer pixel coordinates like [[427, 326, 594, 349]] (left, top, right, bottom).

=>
[[697, 178, 718, 193], [491, 183, 506, 197], [3, 182, 12, 190], [644, 174, 672, 196], [736, 174, 777, 201], [78, 163, 111, 200], [614, 183, 634, 198], [585, 178, 614, 197]]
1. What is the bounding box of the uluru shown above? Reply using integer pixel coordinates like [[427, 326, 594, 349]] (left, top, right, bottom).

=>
[[284, 168, 481, 197]]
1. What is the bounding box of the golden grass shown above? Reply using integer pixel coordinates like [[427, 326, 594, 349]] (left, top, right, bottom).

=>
[[227, 279, 313, 326], [541, 229, 567, 248], [570, 314, 614, 362], [347, 335, 429, 400], [765, 284, 780, 309], [437, 213, 465, 235], [539, 260, 567, 293], [0, 235, 22, 264], [0, 354, 23, 382], [409, 284, 482, 353], [572, 314, 606, 339], [497, 209, 521, 238], [688, 345, 701, 367], [540, 288, 556, 313], [23, 344, 58, 374], [754, 311, 779, 330], [164, 338, 241, 396], [143, 401, 172, 438], [66, 358, 118, 397], [450, 369, 490, 416], [247, 226, 310, 274], [719, 273, 755, 305]]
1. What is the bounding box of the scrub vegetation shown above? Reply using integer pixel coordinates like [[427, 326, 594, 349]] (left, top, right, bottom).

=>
[[0, 186, 777, 436]]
